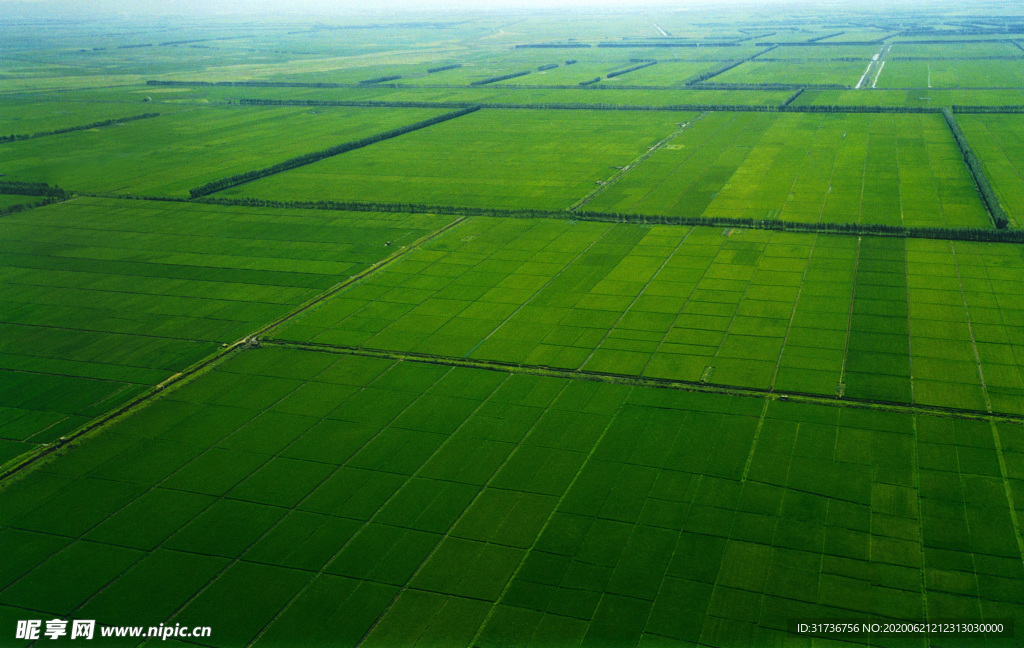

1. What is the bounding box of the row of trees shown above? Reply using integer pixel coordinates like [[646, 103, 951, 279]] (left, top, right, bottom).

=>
[[359, 75, 402, 84], [942, 108, 1010, 229], [0, 197, 62, 217], [0, 181, 68, 197], [469, 71, 530, 86], [537, 64, 558, 71], [188, 106, 481, 198], [606, 61, 657, 79], [754, 40, 883, 46], [230, 95, 1024, 117], [192, 196, 1024, 244], [515, 43, 592, 49], [779, 88, 805, 108], [427, 64, 461, 73], [1, 113, 160, 144]]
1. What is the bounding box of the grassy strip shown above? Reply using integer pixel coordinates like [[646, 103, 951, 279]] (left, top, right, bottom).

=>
[[0, 112, 160, 144], [188, 105, 480, 197], [194, 195, 1023, 242], [469, 71, 530, 86], [942, 107, 1010, 228]]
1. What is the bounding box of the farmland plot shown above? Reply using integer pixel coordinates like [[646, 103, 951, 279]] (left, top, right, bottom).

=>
[[0, 198, 449, 462], [0, 347, 1020, 646], [272, 218, 1024, 415], [0, 105, 447, 196], [958, 114, 1024, 225], [224, 109, 695, 210], [588, 112, 990, 228], [708, 60, 869, 86], [877, 59, 1024, 88]]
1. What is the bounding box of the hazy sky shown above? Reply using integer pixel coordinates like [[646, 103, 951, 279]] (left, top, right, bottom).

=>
[[0, 0, 942, 15]]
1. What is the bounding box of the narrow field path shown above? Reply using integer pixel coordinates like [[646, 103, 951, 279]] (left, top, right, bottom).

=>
[[568, 111, 710, 211]]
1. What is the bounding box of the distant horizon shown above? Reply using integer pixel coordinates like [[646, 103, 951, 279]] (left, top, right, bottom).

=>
[[0, 0, 1016, 19]]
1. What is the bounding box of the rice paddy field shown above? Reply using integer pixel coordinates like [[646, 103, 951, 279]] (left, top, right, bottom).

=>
[[220, 109, 698, 210], [959, 114, 1024, 226], [708, 60, 870, 86], [3, 5, 1024, 648], [876, 60, 1024, 89], [0, 197, 449, 465], [588, 112, 991, 227], [0, 106, 448, 197]]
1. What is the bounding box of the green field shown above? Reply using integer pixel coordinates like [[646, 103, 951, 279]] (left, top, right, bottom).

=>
[[4, 7, 1024, 648], [1, 346, 1020, 647], [0, 106, 446, 196], [0, 198, 449, 463], [710, 60, 870, 86], [587, 112, 991, 228], [878, 59, 1024, 88], [264, 218, 1024, 414], [959, 114, 1024, 225], [222, 109, 697, 210], [798, 88, 1024, 108]]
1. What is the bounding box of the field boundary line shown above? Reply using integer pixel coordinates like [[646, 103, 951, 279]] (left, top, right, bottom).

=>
[[258, 339, 1024, 424], [187, 106, 481, 198], [941, 108, 1010, 228], [0, 111, 162, 145], [234, 97, 951, 114], [189, 195, 1024, 243], [0, 217, 468, 485], [989, 420, 1024, 568], [567, 112, 709, 211]]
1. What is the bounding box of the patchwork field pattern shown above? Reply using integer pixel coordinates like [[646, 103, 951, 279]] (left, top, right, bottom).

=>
[[223, 109, 697, 210], [0, 106, 447, 197], [0, 198, 449, 463], [586, 112, 990, 227], [1, 347, 1021, 646], [5, 8, 1024, 648], [269, 217, 1024, 414]]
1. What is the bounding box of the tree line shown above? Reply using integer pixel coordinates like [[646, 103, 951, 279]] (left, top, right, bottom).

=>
[[470, 71, 530, 86], [235, 97, 954, 115], [427, 64, 462, 73], [0, 181, 69, 197], [1, 113, 160, 144], [606, 61, 657, 79], [359, 75, 402, 84], [192, 196, 1024, 243], [188, 106, 481, 198], [942, 108, 1010, 229]]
